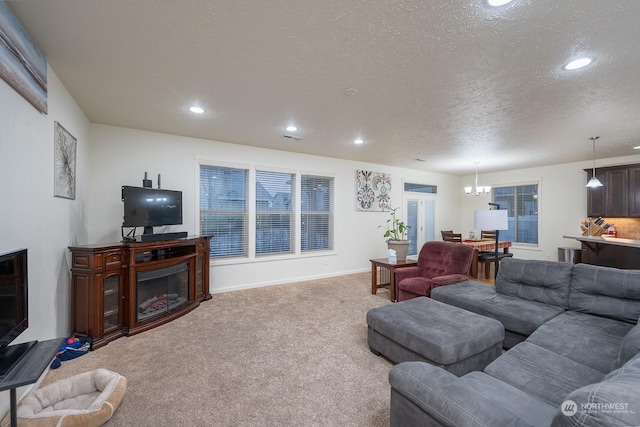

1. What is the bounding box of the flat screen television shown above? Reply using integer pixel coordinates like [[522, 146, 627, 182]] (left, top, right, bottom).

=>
[[0, 248, 34, 379], [122, 186, 183, 234]]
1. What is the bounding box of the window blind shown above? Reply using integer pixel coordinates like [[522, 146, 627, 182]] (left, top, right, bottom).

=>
[[494, 184, 538, 245], [200, 165, 249, 258], [255, 170, 294, 255], [301, 175, 334, 252]]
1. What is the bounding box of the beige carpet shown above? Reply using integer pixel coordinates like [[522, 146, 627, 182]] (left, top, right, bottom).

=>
[[39, 272, 394, 426]]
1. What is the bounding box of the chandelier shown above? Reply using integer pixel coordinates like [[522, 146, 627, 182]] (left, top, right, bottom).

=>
[[465, 162, 491, 196]]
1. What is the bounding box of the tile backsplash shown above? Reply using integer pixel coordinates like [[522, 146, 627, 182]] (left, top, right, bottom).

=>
[[605, 218, 640, 240]]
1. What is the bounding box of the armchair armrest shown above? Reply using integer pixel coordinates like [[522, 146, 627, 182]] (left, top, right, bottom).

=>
[[394, 266, 421, 284], [431, 274, 469, 287]]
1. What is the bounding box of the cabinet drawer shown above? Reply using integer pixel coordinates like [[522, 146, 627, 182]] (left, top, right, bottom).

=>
[[72, 250, 123, 270], [72, 253, 93, 269], [105, 252, 123, 268]]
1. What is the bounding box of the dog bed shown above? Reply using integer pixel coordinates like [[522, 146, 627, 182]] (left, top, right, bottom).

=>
[[16, 369, 127, 427]]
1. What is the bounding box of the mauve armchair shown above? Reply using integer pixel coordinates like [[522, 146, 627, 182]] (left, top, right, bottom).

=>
[[395, 241, 474, 301]]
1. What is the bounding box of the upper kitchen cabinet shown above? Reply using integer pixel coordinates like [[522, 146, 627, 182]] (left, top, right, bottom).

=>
[[629, 166, 640, 217], [585, 164, 640, 217]]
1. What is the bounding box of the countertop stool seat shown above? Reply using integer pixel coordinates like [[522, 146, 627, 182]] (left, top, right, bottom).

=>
[[366, 297, 504, 376]]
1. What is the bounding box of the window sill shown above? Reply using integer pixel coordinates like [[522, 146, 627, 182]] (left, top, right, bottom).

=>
[[511, 243, 540, 251], [211, 250, 337, 267]]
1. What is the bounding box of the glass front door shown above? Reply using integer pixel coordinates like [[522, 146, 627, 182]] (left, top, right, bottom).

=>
[[406, 194, 436, 257]]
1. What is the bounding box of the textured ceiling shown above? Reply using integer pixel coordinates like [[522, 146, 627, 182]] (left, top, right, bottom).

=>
[[8, 0, 640, 175]]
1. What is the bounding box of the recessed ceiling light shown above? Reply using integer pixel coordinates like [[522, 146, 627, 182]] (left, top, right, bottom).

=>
[[563, 57, 594, 71], [487, 0, 513, 6], [634, 146, 640, 150], [189, 106, 205, 114], [285, 125, 298, 132], [344, 88, 358, 96], [354, 138, 364, 145]]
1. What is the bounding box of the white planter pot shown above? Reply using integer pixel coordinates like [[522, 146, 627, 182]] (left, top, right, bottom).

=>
[[387, 240, 410, 261]]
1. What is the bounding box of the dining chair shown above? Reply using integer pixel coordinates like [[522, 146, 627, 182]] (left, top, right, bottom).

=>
[[477, 229, 514, 278], [480, 230, 497, 240], [441, 230, 453, 240], [443, 233, 463, 243]]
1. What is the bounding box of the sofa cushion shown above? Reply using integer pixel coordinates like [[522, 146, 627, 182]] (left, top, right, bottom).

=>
[[484, 342, 605, 407], [495, 258, 572, 308], [461, 371, 559, 426], [431, 281, 565, 337], [397, 275, 470, 299], [389, 361, 557, 427], [613, 320, 640, 370], [551, 353, 640, 427], [569, 263, 640, 323], [526, 311, 634, 374]]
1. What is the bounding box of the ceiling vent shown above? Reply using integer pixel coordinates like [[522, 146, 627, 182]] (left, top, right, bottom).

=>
[[283, 134, 303, 141]]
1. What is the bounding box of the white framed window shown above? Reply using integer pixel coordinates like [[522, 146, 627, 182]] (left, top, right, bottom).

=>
[[199, 161, 334, 259], [199, 164, 249, 258], [256, 170, 295, 256], [493, 183, 539, 245], [301, 175, 334, 252]]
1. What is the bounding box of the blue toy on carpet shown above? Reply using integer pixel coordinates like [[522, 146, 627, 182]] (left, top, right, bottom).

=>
[[50, 336, 91, 369]]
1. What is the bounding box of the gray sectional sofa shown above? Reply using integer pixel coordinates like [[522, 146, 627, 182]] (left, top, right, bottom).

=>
[[389, 258, 640, 427]]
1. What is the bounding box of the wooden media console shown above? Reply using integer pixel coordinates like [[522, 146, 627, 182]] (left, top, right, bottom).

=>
[[69, 236, 211, 349]]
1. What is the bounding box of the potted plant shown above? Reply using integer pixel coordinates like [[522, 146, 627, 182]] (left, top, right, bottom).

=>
[[379, 207, 411, 261]]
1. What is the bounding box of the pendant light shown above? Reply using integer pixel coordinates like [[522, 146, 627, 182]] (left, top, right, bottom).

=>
[[586, 136, 603, 188], [465, 162, 491, 196]]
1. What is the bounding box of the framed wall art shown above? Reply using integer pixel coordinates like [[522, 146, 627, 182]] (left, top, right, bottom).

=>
[[0, 1, 48, 113], [355, 170, 391, 211], [54, 121, 76, 199]]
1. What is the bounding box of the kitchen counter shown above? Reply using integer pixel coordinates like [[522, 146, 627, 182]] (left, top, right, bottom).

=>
[[563, 235, 640, 249], [563, 235, 640, 269]]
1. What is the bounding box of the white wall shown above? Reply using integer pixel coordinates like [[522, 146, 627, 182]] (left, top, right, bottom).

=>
[[0, 67, 90, 416], [460, 154, 640, 262], [87, 125, 640, 291], [88, 124, 462, 292]]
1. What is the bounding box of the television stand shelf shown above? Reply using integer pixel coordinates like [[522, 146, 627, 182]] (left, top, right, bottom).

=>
[[69, 236, 211, 349]]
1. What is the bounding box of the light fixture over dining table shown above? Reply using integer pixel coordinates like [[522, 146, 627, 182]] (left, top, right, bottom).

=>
[[465, 162, 491, 196]]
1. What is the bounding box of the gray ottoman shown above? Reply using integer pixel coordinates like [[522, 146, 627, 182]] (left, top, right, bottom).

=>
[[367, 297, 504, 376]]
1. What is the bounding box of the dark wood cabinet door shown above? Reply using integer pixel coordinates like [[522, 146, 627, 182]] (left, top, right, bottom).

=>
[[102, 273, 122, 334], [605, 169, 628, 217], [629, 167, 640, 217], [586, 169, 606, 217]]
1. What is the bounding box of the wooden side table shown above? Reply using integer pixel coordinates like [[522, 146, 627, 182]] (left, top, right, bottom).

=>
[[370, 258, 418, 302]]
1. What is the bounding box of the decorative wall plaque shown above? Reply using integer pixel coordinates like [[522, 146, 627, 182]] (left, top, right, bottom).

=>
[[54, 121, 76, 199], [355, 170, 391, 211]]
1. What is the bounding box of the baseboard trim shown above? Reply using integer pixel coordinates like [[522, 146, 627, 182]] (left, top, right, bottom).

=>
[[210, 268, 369, 294]]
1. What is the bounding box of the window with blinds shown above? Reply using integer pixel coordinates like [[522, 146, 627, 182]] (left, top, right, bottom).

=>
[[200, 165, 249, 258], [301, 175, 334, 252], [493, 183, 539, 245], [256, 170, 294, 255], [199, 164, 334, 258]]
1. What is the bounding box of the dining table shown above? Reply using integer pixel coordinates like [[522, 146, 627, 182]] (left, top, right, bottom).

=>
[[462, 239, 513, 279]]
